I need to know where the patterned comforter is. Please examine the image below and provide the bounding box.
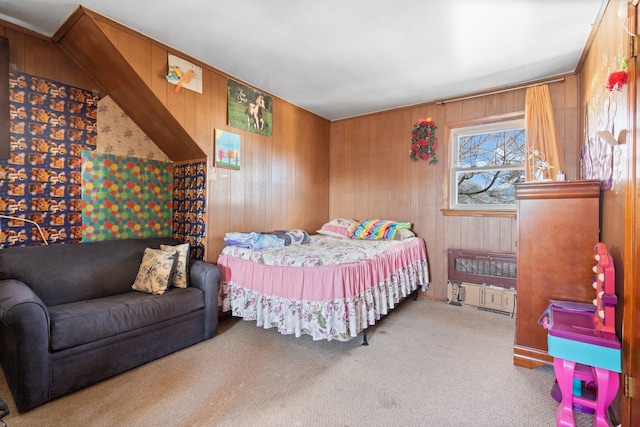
[222,233,410,266]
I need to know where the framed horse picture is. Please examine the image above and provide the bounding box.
[227,79,272,137]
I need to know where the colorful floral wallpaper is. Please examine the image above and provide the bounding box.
[97,96,169,161]
[2,72,207,256]
[0,72,99,246]
[81,151,173,241]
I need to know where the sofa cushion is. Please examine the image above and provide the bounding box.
[48,288,204,351]
[132,248,177,295]
[161,243,190,288]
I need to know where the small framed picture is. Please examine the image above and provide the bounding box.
[214,129,241,170]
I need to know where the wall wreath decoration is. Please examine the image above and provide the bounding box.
[409,117,438,164]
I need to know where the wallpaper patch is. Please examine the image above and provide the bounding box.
[97,95,169,161]
[581,47,626,190]
[82,151,173,241]
[173,162,206,260]
[0,72,99,247]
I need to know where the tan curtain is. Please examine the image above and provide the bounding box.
[524,85,566,181]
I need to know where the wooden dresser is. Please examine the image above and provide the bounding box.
[513,180,601,368]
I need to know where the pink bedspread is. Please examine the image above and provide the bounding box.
[218,235,429,341]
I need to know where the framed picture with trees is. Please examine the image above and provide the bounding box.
[214,129,241,170]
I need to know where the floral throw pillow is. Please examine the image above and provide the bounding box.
[317,218,359,238]
[132,248,177,295]
[161,243,189,288]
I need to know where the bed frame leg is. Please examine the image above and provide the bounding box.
[361,329,369,346]
[412,288,419,301]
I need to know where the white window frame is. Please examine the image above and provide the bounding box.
[448,115,525,213]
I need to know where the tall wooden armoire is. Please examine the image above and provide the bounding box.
[513,180,601,368]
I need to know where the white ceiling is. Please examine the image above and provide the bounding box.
[0,0,607,120]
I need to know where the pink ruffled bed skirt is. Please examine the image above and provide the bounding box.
[218,237,429,341]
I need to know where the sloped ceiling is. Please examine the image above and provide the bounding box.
[52,8,205,162]
[0,0,608,120]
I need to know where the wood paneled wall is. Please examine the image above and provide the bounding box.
[2,17,331,263]
[0,24,98,92]
[330,76,580,299]
[91,15,331,261]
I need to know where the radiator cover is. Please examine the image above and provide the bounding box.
[447,249,516,289]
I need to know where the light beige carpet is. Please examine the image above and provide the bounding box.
[0,298,596,426]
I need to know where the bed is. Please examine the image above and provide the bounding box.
[217,219,429,342]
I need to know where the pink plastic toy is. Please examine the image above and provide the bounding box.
[592,242,616,334]
[540,243,621,427]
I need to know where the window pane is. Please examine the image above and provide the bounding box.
[456,170,524,205]
[457,129,525,168]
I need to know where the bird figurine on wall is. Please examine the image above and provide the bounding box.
[165,66,196,93]
[174,68,196,93]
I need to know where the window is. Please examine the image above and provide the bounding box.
[449,117,525,212]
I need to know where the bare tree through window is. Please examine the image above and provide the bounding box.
[451,121,525,209]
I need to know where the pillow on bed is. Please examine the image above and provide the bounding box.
[132,248,177,295]
[317,218,359,238]
[394,228,416,240]
[161,243,189,288]
[348,219,412,240]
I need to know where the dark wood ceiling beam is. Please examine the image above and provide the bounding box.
[52,6,204,162]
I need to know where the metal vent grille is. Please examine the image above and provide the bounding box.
[448,249,516,289]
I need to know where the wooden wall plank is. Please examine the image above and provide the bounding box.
[193,71,211,155]
[150,44,168,104]
[400,109,414,223]
[96,19,119,45]
[24,36,60,80]
[183,88,197,137]
[329,120,345,216]
[6,29,25,70]
[126,32,153,84]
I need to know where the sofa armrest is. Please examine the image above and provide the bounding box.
[188,260,221,339]
[0,279,52,412]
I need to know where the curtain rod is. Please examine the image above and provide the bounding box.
[435,77,566,105]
